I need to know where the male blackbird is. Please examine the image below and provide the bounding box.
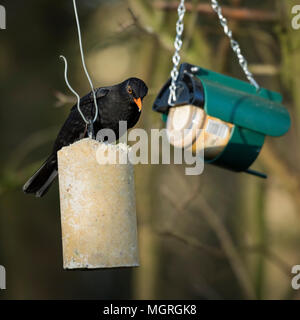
[23,77,148,197]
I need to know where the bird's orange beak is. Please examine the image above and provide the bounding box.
[134,97,142,112]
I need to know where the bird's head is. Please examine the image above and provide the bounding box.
[124,77,148,112]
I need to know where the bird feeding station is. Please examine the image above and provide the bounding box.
[58,139,139,269]
[57,0,139,269]
[152,0,291,178]
[153,63,291,177]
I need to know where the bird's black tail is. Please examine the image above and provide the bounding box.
[23,153,58,197]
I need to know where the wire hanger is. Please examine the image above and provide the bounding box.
[60,0,99,139]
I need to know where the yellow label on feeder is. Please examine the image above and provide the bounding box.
[166,105,233,160]
[192,116,233,160]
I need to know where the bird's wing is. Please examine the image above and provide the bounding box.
[71,87,110,112]
[53,88,110,152]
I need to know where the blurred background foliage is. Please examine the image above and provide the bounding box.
[0,0,299,299]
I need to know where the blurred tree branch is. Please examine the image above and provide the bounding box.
[157,228,291,278]
[161,181,256,299]
[153,1,278,22]
[260,142,300,214]
[0,127,58,196]
[54,91,76,108]
[118,7,173,53]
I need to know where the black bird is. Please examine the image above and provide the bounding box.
[23,77,148,197]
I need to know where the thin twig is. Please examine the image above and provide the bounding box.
[156,229,227,258]
[54,91,77,108]
[119,7,174,53]
[242,244,291,276]
[157,227,291,277]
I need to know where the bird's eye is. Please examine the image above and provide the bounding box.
[127,86,133,94]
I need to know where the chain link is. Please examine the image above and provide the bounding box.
[168,0,186,106]
[211,0,260,91]
[168,0,260,106]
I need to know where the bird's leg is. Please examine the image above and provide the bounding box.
[82,123,88,138]
[81,121,94,139]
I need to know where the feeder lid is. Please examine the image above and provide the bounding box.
[153,63,291,137]
[153,68,205,113]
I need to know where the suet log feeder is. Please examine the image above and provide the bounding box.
[153,63,291,178]
[57,138,139,269]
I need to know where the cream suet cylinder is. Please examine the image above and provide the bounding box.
[57,138,139,269]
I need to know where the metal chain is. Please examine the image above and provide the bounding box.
[211,0,260,91]
[168,0,186,106]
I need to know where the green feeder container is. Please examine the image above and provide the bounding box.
[152,63,291,178]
